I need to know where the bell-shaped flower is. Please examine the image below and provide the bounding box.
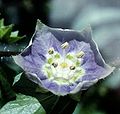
[13,20,115,96]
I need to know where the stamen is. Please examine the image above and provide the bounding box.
[76,51,85,58]
[43,47,85,85]
[66,54,74,60]
[70,65,76,70]
[48,58,53,64]
[61,42,69,49]
[48,48,54,54]
[54,53,60,59]
[52,62,58,68]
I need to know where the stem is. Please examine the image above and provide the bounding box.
[0,51,21,57]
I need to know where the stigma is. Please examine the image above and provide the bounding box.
[60,62,68,68]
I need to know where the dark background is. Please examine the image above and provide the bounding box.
[0,0,120,114]
[0,0,49,37]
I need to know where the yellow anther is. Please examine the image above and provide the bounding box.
[48,47,54,54]
[76,51,85,58]
[61,42,69,49]
[60,62,68,68]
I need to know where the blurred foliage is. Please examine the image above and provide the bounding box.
[73,103,105,114]
[0,18,25,43]
[0,94,46,114]
[0,18,26,57]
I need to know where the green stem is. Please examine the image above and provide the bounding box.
[0,51,20,57]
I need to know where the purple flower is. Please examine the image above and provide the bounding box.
[13,20,114,96]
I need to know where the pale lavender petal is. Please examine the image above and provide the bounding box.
[48,26,92,43]
[26,72,43,87]
[48,82,59,94]
[32,21,62,54]
[41,80,59,94]
[69,83,77,91]
[48,26,105,67]
[59,84,70,96]
[70,82,84,94]
[13,20,114,96]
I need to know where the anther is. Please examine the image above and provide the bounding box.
[52,62,58,68]
[48,48,54,54]
[61,42,69,49]
[76,51,85,58]
[70,65,76,70]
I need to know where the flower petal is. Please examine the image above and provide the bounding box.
[70,82,84,94]
[59,84,70,96]
[33,20,62,54]
[48,25,106,67]
[13,20,115,96]
[48,25,92,42]
[42,80,59,94]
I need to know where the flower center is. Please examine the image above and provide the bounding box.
[60,62,68,68]
[42,42,85,85]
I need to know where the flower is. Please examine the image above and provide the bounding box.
[13,20,115,96]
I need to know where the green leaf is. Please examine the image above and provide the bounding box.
[0,24,13,39]
[73,103,105,114]
[9,31,25,43]
[13,74,60,113]
[0,94,46,114]
[8,35,26,43]
[0,19,4,27]
[12,72,23,85]
[0,19,13,40]
[72,103,81,114]
[69,92,81,101]
[0,18,25,43]
[10,31,19,37]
